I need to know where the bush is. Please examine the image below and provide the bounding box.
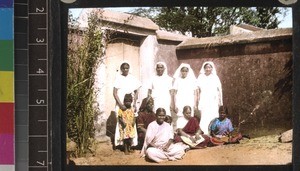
[67,12,104,156]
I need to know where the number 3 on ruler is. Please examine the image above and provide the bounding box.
[36,38,45,43]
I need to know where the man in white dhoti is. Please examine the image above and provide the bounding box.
[140,108,185,163]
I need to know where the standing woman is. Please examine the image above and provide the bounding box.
[197,61,223,134]
[148,62,173,116]
[172,63,198,130]
[113,61,142,148]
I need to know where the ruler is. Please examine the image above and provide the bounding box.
[15,0,51,170]
[28,0,51,170]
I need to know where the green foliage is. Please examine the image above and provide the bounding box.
[131,7,288,37]
[67,12,104,156]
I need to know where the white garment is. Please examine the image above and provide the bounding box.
[173,77,197,116]
[113,73,142,146]
[197,70,223,134]
[141,121,185,163]
[113,74,141,103]
[150,75,173,116]
[176,116,189,129]
[173,63,197,116]
[145,143,186,163]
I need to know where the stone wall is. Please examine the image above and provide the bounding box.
[177,43,292,137]
[155,40,182,76]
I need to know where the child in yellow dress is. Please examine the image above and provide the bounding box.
[118,93,136,155]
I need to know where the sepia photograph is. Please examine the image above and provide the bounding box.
[65,5,293,167]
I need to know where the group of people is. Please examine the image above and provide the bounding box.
[112,61,244,162]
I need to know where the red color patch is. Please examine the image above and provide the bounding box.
[0,103,14,134]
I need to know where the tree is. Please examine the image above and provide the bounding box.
[131,7,287,37]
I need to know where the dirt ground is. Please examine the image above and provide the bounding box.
[70,134,292,166]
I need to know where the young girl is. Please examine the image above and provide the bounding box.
[118,94,137,155]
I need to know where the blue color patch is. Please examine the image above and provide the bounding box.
[0,8,13,40]
[0,0,13,8]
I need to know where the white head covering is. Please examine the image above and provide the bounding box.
[173,63,196,80]
[199,61,217,75]
[155,61,168,77]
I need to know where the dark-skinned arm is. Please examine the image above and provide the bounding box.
[113,87,126,111]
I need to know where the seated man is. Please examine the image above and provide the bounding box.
[140,108,185,163]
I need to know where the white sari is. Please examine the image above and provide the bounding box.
[173,63,197,130]
[150,62,173,116]
[141,121,185,163]
[197,61,223,134]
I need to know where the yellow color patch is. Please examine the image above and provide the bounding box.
[0,71,14,102]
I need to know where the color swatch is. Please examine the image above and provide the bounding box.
[0,0,15,170]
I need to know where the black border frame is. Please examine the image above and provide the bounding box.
[50,1,300,171]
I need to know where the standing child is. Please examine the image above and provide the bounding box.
[118,94,137,155]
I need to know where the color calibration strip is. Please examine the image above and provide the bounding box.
[0,0,15,171]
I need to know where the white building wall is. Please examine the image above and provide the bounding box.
[139,35,158,105]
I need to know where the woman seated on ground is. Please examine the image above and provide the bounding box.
[136,97,156,150]
[174,105,210,149]
[209,106,248,145]
[140,108,186,163]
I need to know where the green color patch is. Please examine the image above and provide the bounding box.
[0,40,14,71]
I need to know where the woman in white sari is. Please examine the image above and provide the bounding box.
[148,62,173,116]
[113,61,142,147]
[140,108,185,163]
[172,63,198,130]
[197,61,223,134]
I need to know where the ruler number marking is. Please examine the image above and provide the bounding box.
[36,68,45,74]
[36,38,45,43]
[36,7,45,13]
[36,160,45,166]
[36,99,45,105]
[29,0,50,169]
